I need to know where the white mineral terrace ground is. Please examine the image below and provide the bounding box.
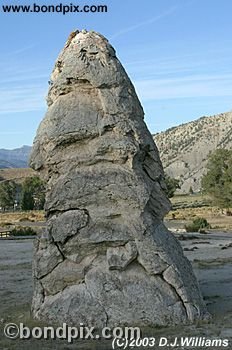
[0,229,232,349]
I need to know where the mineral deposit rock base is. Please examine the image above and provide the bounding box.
[30,30,209,327]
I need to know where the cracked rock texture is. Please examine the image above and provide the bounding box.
[30,30,209,327]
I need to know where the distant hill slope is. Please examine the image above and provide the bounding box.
[154,111,232,193]
[0,168,35,184]
[0,145,32,169]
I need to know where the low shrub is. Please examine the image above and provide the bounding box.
[1,222,12,227]
[19,217,30,222]
[185,217,211,233]
[10,227,37,237]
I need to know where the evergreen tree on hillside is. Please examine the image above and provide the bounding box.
[189,186,194,195]
[21,189,35,211]
[164,174,180,198]
[0,180,17,210]
[21,176,45,210]
[201,149,232,209]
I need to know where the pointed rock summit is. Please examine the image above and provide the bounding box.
[30,30,209,327]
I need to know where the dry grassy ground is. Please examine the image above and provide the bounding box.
[0,211,45,226]
[0,194,231,231]
[166,194,232,231]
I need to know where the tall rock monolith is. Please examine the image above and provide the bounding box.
[30,30,209,327]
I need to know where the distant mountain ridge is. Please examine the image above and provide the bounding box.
[0,145,32,169]
[154,111,232,193]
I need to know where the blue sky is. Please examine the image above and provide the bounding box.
[1,0,232,149]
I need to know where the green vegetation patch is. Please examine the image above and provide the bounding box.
[185,217,211,233]
[10,226,37,237]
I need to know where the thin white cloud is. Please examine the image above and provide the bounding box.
[127,57,231,73]
[0,131,25,135]
[0,104,46,115]
[135,74,232,101]
[0,44,36,61]
[110,6,178,40]
[0,74,48,84]
[124,49,232,80]
[0,45,49,113]
[138,73,232,85]
[0,85,47,115]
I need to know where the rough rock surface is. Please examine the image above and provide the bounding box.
[30,30,209,327]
